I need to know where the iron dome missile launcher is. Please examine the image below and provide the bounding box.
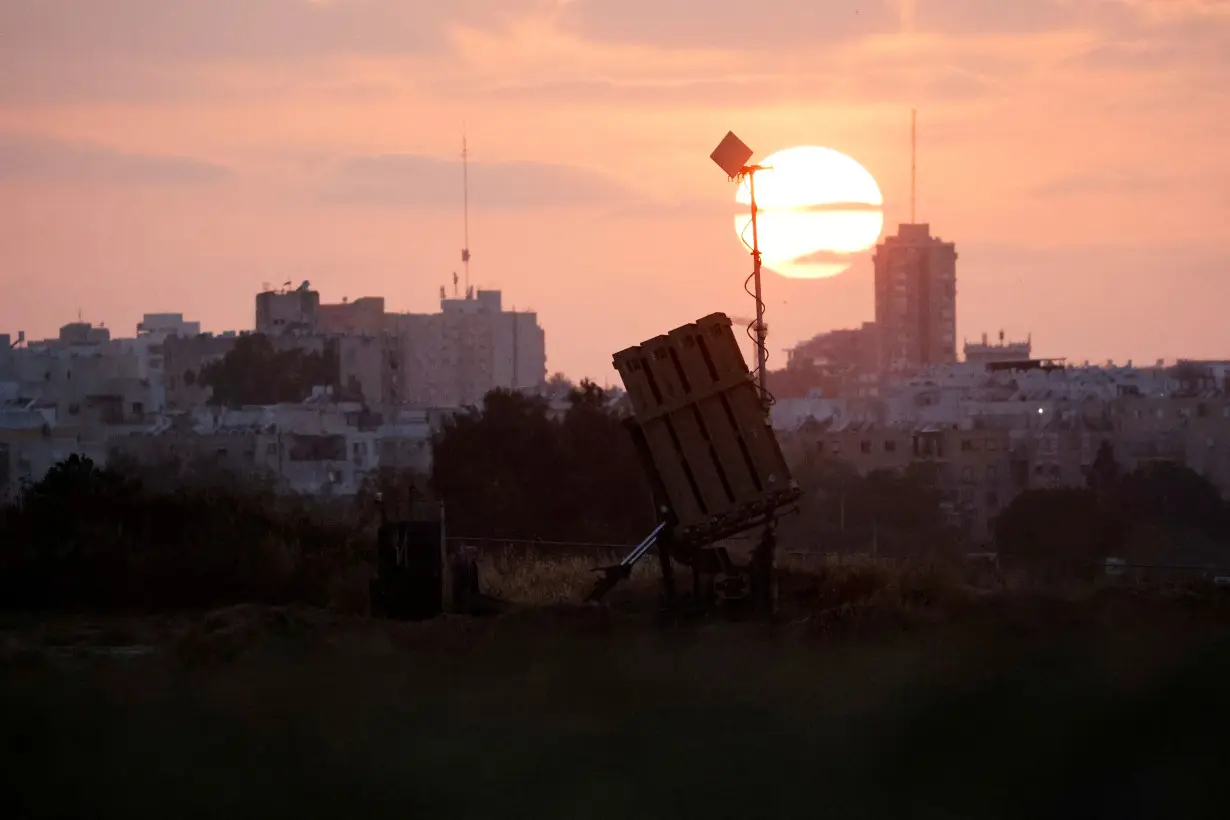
[587,312,801,613]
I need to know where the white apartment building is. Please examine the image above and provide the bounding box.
[111,391,444,496]
[388,288,546,408]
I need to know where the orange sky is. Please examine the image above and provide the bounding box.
[2,0,1229,378]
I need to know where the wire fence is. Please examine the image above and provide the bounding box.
[444,535,989,565]
[446,537,1230,584]
[445,536,637,553]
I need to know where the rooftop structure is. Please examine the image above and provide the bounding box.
[256,281,320,336]
[964,331,1031,366]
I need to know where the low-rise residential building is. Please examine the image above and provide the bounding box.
[109,392,442,496]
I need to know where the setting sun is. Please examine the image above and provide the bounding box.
[734,146,884,279]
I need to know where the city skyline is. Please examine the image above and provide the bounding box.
[3,1,1229,379]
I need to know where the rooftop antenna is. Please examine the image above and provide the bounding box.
[910,109,917,224]
[461,129,471,298]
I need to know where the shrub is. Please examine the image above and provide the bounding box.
[0,456,366,614]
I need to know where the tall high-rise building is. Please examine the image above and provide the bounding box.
[873,223,958,373]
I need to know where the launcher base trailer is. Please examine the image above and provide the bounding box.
[584,514,781,616]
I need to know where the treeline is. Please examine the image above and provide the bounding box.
[776,456,959,559]
[7,385,1230,613]
[430,382,655,544]
[0,455,368,613]
[995,443,1230,580]
[0,381,655,612]
[786,440,1230,578]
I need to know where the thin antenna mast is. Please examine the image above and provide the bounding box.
[910,109,917,224]
[461,131,471,297]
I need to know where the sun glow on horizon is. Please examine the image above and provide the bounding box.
[734,145,884,279]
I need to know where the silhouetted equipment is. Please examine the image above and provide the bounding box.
[585,521,667,603]
[710,130,772,409]
[587,313,801,615]
[615,313,797,540]
[369,489,495,620]
[372,512,446,620]
[710,131,754,179]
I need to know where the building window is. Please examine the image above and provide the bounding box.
[831,442,842,455]
[986,465,997,481]
[961,466,974,482]
[986,439,998,451]
[986,491,1000,510]
[860,440,872,454]
[266,443,278,456]
[884,440,897,453]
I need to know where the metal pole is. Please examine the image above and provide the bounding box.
[746,167,776,617]
[749,171,769,410]
[462,134,471,294]
[911,109,917,224]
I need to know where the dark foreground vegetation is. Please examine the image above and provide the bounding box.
[4,588,1230,819]
[5,385,1230,816]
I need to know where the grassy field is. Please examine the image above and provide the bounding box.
[4,556,1230,819]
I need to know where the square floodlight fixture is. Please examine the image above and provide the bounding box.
[710,131,754,179]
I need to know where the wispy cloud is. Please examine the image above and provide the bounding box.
[0,0,528,61]
[0,134,231,186]
[1026,170,1175,197]
[318,154,644,209]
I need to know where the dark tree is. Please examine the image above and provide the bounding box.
[199,334,339,407]
[1117,460,1226,538]
[781,454,956,557]
[1086,441,1122,493]
[0,455,361,613]
[430,385,653,544]
[559,380,655,533]
[995,488,1113,581]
